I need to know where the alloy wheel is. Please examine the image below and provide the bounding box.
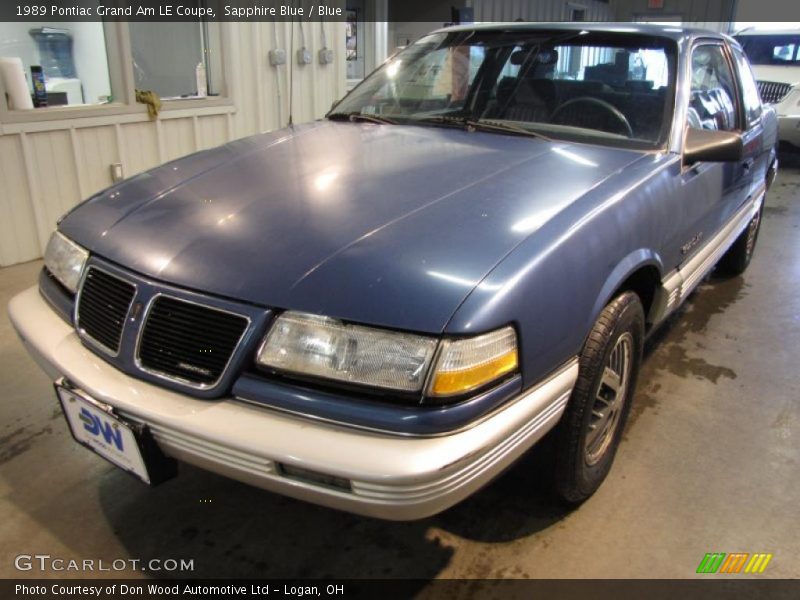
[585,332,633,466]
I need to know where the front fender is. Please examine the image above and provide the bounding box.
[589,249,664,331]
[445,153,678,390]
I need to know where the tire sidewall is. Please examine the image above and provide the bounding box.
[719,202,764,276]
[744,205,763,267]
[557,292,645,502]
[579,299,644,491]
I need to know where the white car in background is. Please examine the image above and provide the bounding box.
[736,29,800,148]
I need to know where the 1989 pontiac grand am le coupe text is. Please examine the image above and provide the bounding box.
[9,24,777,520]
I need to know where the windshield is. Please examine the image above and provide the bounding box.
[737,34,800,66]
[331,29,678,149]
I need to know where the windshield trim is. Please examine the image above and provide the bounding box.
[329,29,679,153]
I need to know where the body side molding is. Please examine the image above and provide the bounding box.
[651,184,765,325]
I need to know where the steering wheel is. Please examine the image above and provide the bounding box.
[551,97,634,138]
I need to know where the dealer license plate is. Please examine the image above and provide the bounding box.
[56,384,152,484]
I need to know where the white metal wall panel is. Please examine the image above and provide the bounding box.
[121,122,160,177]
[27,130,82,244]
[0,21,348,266]
[162,118,196,162]
[0,135,39,265]
[198,114,229,151]
[75,126,119,198]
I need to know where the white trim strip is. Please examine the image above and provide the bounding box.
[661,185,765,316]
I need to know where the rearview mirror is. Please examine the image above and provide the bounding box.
[683,128,743,165]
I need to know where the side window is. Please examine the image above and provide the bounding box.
[732,46,763,127]
[688,44,738,132]
[773,42,797,63]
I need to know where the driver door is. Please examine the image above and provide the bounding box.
[676,41,749,264]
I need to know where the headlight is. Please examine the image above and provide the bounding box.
[44,231,89,294]
[790,86,800,109]
[257,312,438,392]
[428,326,518,398]
[257,311,519,397]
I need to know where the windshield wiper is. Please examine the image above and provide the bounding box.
[415,114,469,126]
[327,112,397,125]
[412,114,477,132]
[466,119,552,141]
[415,114,551,141]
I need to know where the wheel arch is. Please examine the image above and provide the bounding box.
[590,250,664,334]
[767,144,778,190]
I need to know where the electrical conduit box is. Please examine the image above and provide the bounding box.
[319,48,334,65]
[269,49,286,66]
[297,47,312,65]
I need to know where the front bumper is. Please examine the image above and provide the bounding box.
[9,285,577,520]
[777,113,800,147]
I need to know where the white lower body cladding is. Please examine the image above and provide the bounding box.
[9,286,577,520]
[777,113,800,148]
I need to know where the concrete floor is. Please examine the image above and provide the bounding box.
[1,159,798,583]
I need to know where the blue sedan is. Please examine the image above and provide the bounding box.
[9,24,777,519]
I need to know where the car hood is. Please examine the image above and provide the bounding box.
[748,64,800,86]
[60,121,644,333]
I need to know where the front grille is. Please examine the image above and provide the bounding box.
[76,267,136,354]
[757,80,793,105]
[138,296,249,387]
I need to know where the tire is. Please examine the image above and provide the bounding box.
[555,291,644,505]
[717,204,762,276]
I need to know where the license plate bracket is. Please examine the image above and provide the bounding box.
[55,381,176,485]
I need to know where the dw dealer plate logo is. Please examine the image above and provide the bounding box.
[696,552,773,574]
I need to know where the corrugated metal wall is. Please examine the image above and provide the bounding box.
[616,0,735,27]
[0,21,347,267]
[471,0,614,22]
[471,0,730,26]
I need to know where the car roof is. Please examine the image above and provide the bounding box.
[432,22,731,44]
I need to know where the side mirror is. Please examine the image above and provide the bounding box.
[683,128,744,165]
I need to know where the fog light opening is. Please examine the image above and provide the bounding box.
[278,463,352,492]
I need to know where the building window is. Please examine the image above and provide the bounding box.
[0,21,112,108]
[346,5,364,80]
[129,21,222,99]
[570,8,586,21]
[0,15,226,116]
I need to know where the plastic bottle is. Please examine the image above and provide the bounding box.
[195,62,207,98]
